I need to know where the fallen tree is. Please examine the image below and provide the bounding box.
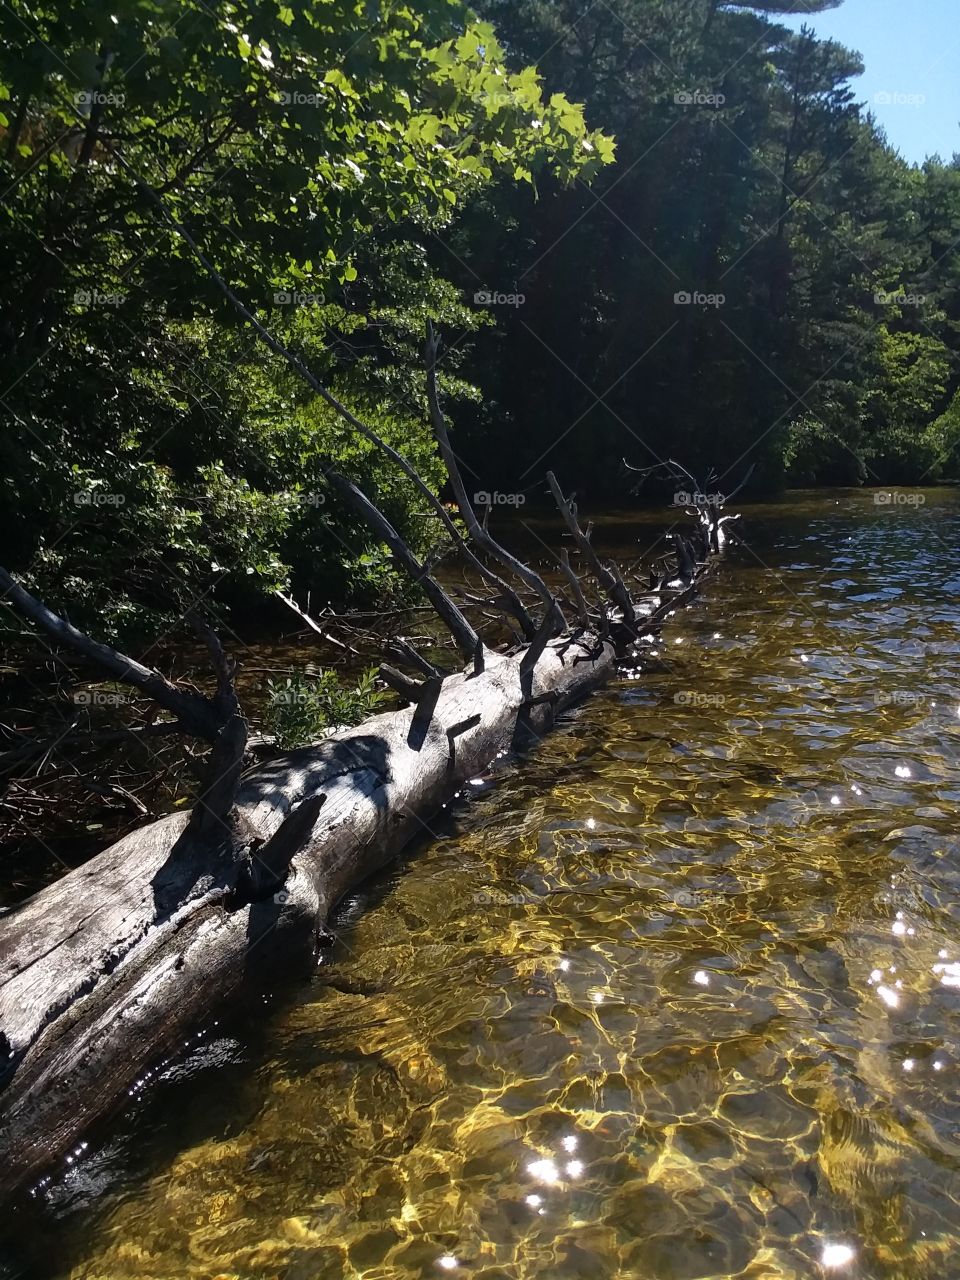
[0,204,737,1200]
[0,521,721,1203]
[0,630,615,1195]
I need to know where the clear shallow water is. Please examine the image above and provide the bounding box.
[5,489,960,1280]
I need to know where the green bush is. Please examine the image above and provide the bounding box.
[264,668,388,749]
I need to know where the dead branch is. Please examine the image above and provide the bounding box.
[0,722,183,778]
[273,591,356,655]
[0,581,248,854]
[328,471,480,661]
[0,567,222,741]
[425,323,555,636]
[545,472,637,628]
[559,549,592,631]
[670,533,697,586]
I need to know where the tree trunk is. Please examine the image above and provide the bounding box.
[0,633,620,1200]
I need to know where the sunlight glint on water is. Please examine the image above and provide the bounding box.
[11,489,960,1280]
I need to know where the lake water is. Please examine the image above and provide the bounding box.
[4,488,960,1280]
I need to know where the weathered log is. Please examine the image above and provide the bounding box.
[0,633,619,1200]
[0,499,725,1201]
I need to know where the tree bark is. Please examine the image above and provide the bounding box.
[0,633,620,1200]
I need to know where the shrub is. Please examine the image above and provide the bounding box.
[264,667,388,749]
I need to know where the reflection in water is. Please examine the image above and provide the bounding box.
[7,489,960,1280]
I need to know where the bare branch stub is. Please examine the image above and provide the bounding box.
[425,321,554,638]
[559,549,592,632]
[669,533,696,586]
[387,638,447,681]
[328,471,480,661]
[379,665,424,703]
[519,600,566,683]
[184,710,248,847]
[176,611,248,847]
[546,472,637,630]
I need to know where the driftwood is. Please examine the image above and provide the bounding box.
[0,212,735,1202]
[0,502,722,1200]
[0,635,621,1199]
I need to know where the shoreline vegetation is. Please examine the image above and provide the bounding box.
[1,0,958,1218]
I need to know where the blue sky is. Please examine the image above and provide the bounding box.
[779,0,960,164]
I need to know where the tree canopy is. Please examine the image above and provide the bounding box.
[455,0,960,493]
[0,0,611,636]
[1,0,958,644]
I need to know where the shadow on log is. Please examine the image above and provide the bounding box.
[0,633,619,1198]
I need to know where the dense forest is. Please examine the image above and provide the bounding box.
[2,0,958,645]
